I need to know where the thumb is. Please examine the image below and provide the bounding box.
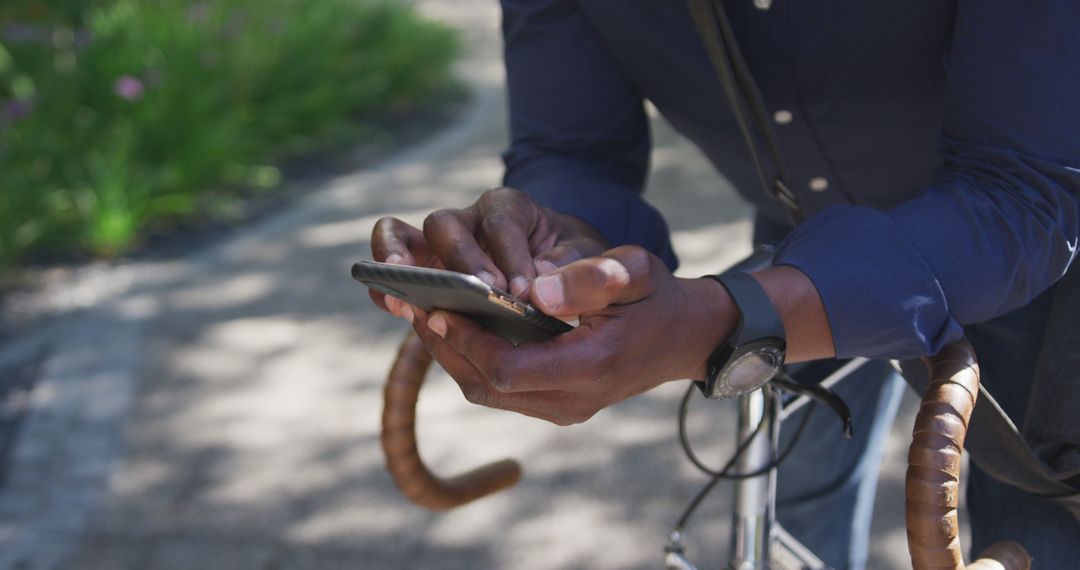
[529,245,660,317]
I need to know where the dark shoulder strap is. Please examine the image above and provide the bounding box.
[685,0,802,222]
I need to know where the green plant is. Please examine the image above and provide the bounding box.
[0,0,460,266]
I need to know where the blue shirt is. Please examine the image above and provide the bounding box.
[499,0,1080,359]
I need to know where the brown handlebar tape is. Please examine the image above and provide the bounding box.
[381,332,522,511]
[906,341,1032,570]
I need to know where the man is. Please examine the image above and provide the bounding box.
[370,1,1080,567]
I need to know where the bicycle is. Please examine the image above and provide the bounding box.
[378,250,1032,570]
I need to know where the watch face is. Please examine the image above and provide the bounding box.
[718,340,785,394]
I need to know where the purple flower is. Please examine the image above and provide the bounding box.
[113,76,145,102]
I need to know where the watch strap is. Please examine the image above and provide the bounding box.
[703,272,786,344]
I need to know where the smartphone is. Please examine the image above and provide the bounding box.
[351,260,573,344]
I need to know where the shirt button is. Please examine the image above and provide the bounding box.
[773,109,794,125]
[809,177,830,192]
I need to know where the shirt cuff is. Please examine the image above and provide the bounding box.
[504,154,678,270]
[773,204,965,359]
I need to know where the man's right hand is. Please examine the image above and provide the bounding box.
[370,187,607,316]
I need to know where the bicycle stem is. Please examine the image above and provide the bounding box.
[727,387,778,570]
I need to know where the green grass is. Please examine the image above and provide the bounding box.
[0,0,460,266]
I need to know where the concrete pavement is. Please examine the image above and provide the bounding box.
[0,1,926,568]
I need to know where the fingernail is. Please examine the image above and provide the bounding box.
[509,276,528,297]
[533,275,563,309]
[535,260,558,275]
[400,305,414,324]
[428,314,447,338]
[385,253,403,265]
[476,271,496,286]
[386,296,401,315]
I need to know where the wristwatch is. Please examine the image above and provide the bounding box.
[699,272,787,400]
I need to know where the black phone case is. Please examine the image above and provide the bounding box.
[351,261,573,344]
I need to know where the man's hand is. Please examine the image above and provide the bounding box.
[369,187,607,316]
[403,246,737,425]
[367,186,833,424]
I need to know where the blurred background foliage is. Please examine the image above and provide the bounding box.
[0,0,460,267]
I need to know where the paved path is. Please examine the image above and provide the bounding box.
[0,2,926,568]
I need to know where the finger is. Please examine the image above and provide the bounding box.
[371,216,434,267]
[423,209,504,289]
[372,292,412,321]
[369,286,409,318]
[369,289,391,313]
[533,242,594,276]
[428,311,618,422]
[534,258,559,276]
[370,217,432,316]
[410,307,498,406]
[392,300,420,322]
[428,309,603,395]
[530,245,660,317]
[475,188,539,297]
[411,310,577,423]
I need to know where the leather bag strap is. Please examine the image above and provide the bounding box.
[685,0,802,222]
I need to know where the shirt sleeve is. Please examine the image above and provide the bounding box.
[774,0,1080,359]
[500,0,677,269]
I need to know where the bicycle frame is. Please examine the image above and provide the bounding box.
[665,357,869,570]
